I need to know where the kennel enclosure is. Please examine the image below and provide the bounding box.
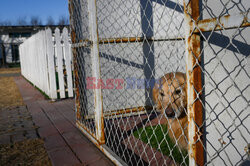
[69,0,250,165]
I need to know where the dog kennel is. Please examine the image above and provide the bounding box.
[69,0,250,165]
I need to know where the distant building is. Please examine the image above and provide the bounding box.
[0,25,68,66]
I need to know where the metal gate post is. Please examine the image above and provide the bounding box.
[68,0,81,121]
[183,0,204,166]
[88,0,105,144]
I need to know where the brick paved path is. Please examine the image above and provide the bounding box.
[13,76,114,166]
[1,75,177,165]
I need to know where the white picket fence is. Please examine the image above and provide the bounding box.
[19,27,73,100]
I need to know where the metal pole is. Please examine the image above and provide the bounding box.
[88,0,105,144]
[183,0,204,165]
[68,0,81,121]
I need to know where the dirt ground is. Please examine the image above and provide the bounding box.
[0,139,52,166]
[0,77,24,109]
[0,68,21,74]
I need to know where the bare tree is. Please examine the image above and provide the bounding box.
[17,16,28,26]
[30,16,42,26]
[57,15,69,25]
[46,16,55,26]
[0,20,13,26]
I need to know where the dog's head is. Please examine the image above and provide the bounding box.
[152,72,187,118]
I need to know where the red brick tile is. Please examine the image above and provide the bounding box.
[38,125,59,138]
[66,116,76,124]
[32,115,51,127]
[60,111,75,122]
[27,103,42,114]
[71,144,102,165]
[54,121,76,134]
[46,111,65,122]
[89,158,115,166]
[123,135,174,165]
[148,157,158,166]
[44,134,67,151]
[29,108,43,117]
[48,146,81,166]
[62,131,89,146]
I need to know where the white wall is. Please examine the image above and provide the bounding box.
[96,0,186,112]
[0,33,28,63]
[202,1,250,165]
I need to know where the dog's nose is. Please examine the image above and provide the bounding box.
[165,108,175,118]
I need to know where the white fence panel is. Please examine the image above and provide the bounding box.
[41,30,50,96]
[55,28,66,98]
[46,28,57,99]
[19,27,74,100]
[62,28,74,97]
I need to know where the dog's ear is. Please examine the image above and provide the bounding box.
[152,84,158,104]
[183,81,187,104]
[152,80,162,110]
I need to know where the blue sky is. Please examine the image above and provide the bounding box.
[0,0,69,25]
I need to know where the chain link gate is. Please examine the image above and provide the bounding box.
[69,0,250,165]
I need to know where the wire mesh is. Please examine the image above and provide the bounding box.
[69,0,96,136]
[184,0,250,165]
[69,0,250,165]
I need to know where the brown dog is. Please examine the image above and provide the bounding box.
[152,72,188,149]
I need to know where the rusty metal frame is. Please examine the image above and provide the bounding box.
[71,37,185,47]
[68,0,81,122]
[84,106,153,119]
[68,0,126,164]
[183,1,250,166]
[183,0,204,166]
[88,0,105,145]
[195,12,250,33]
[69,0,105,144]
[99,37,185,44]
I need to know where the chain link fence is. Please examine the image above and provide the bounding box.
[69,0,250,165]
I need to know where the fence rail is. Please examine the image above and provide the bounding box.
[19,27,73,100]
